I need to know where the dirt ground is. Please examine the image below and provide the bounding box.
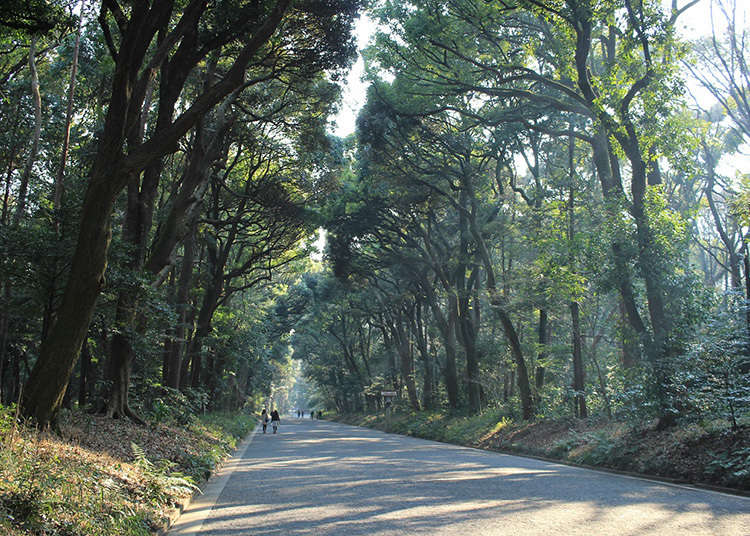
[480,416,750,491]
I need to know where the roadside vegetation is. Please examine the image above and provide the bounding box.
[1,0,750,529]
[0,404,255,536]
[335,410,750,492]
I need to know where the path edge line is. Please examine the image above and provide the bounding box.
[157,423,260,535]
[330,419,750,499]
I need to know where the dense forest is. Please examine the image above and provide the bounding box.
[0,0,748,437]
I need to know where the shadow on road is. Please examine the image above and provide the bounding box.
[189,420,749,536]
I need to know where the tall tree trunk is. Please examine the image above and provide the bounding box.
[393,312,419,411]
[13,37,42,225]
[570,301,587,418]
[456,196,481,413]
[104,70,156,422]
[54,4,83,220]
[190,274,222,389]
[106,293,144,422]
[78,339,91,407]
[23,174,121,425]
[166,221,197,388]
[421,275,458,408]
[568,127,587,418]
[535,309,548,404]
[21,0,292,426]
[573,8,671,378]
[456,275,481,413]
[462,169,534,419]
[413,301,435,410]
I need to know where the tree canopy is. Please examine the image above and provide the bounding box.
[0,0,747,434]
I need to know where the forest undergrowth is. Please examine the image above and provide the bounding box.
[334,410,750,493]
[0,405,255,536]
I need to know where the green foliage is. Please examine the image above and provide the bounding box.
[0,0,74,35]
[132,382,208,426]
[0,406,255,536]
[0,424,154,535]
[196,412,255,444]
[567,431,637,468]
[705,447,750,488]
[130,442,199,506]
[673,293,750,428]
[178,412,255,480]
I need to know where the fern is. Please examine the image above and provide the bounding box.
[131,442,200,504]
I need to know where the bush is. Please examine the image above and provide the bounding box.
[133,382,209,425]
[705,446,750,488]
[674,294,750,429]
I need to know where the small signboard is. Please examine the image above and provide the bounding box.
[381,391,397,397]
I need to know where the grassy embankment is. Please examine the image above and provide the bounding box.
[0,406,256,535]
[334,409,750,492]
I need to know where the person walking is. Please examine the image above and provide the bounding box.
[260,409,269,433]
[270,409,280,434]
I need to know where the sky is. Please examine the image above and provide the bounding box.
[331,14,374,138]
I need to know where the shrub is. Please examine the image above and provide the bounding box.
[705,447,750,488]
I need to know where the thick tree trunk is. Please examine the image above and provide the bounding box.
[22,172,121,425]
[457,284,481,413]
[456,200,481,413]
[21,0,293,427]
[106,289,144,423]
[189,275,222,389]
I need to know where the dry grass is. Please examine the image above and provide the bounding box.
[0,406,254,535]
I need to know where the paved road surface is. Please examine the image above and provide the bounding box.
[169,418,749,535]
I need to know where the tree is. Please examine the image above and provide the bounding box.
[22,0,361,426]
